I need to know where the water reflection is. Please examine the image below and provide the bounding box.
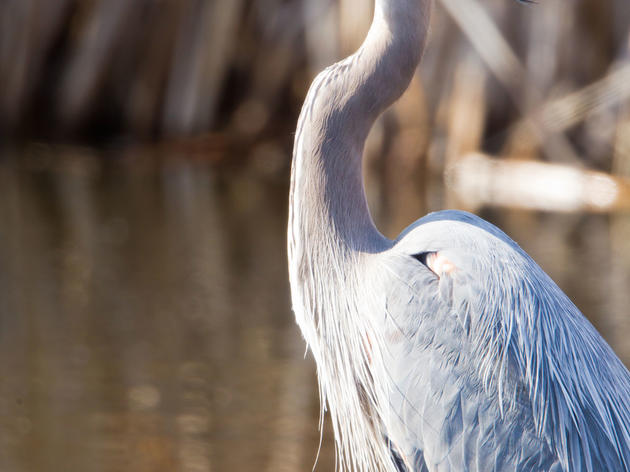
[0,150,333,472]
[0,147,629,471]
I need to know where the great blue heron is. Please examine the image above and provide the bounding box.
[287,0,630,471]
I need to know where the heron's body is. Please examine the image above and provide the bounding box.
[287,1,630,471]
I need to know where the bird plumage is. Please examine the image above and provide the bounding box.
[381,210,630,470]
[287,0,630,470]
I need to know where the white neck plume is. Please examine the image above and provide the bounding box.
[288,1,432,470]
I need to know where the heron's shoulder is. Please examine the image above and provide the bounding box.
[394,210,517,248]
[388,210,528,278]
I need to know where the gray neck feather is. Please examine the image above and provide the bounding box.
[290,0,431,256]
[288,1,432,470]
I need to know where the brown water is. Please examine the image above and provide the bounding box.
[0,146,629,472]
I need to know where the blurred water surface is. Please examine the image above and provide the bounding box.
[0,146,629,472]
[0,147,335,472]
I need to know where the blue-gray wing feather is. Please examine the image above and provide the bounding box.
[377,210,630,471]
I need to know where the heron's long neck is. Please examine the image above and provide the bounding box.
[289,0,431,260]
[288,4,432,469]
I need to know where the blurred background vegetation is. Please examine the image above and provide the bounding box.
[1,0,630,471]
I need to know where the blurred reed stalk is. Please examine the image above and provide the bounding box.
[1,0,629,213]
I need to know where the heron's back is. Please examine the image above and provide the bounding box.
[376,210,630,471]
